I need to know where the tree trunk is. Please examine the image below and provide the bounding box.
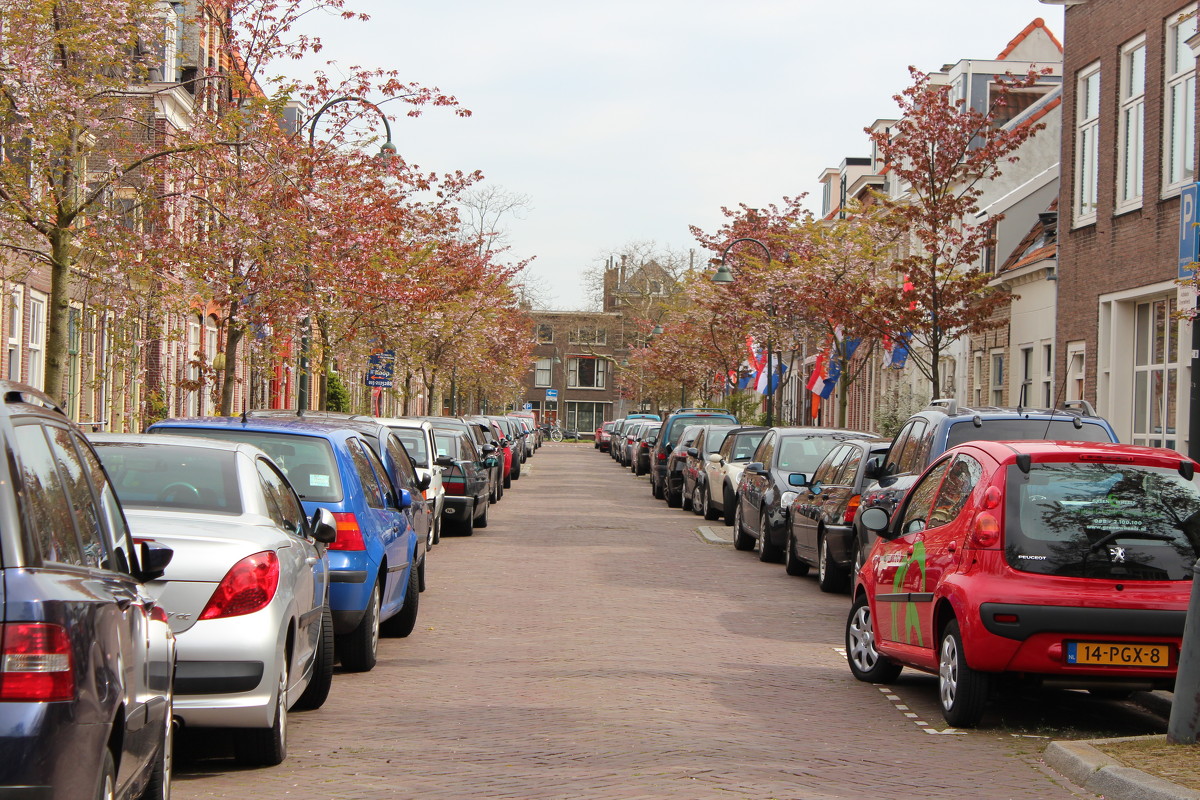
[317,312,331,411]
[219,305,244,417]
[45,230,73,405]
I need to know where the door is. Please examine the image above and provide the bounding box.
[795,445,851,559]
[742,432,776,531]
[346,438,406,614]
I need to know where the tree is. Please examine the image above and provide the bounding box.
[867,66,1046,397]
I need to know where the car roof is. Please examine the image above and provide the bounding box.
[150,415,359,442]
[90,431,262,456]
[950,439,1198,467]
[773,427,881,439]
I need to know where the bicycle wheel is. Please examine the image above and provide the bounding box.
[550,428,564,442]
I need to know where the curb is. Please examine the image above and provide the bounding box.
[695,525,733,546]
[1044,736,1200,800]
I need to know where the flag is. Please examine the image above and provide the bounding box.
[808,351,840,399]
[755,355,786,395]
[882,333,910,369]
[806,352,826,394]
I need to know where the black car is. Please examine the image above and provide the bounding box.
[849,399,1120,574]
[633,423,662,476]
[651,409,739,506]
[733,427,873,562]
[786,437,888,591]
[682,424,738,516]
[700,426,769,525]
[420,417,503,504]
[432,428,494,534]
[0,382,175,799]
[662,424,705,509]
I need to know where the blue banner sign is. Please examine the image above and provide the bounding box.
[366,350,395,388]
[1179,182,1199,278]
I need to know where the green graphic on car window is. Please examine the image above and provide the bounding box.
[891,541,927,646]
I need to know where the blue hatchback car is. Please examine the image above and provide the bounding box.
[149,416,419,673]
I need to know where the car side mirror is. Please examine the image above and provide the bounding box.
[787,472,810,487]
[417,473,431,492]
[482,444,497,455]
[136,541,173,582]
[686,447,699,458]
[707,452,723,464]
[858,506,894,537]
[310,507,337,544]
[435,455,455,468]
[745,461,766,475]
[864,456,884,480]
[483,456,498,468]
[398,488,413,510]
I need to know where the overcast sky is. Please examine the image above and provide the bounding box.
[288,1,1064,310]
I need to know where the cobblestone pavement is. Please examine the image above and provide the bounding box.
[174,443,1100,800]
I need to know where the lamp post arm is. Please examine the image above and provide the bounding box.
[306,95,395,151]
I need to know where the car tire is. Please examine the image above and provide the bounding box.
[846,594,902,683]
[938,619,990,728]
[817,534,848,593]
[652,477,664,500]
[96,748,116,800]
[681,483,693,511]
[503,473,512,489]
[381,564,420,638]
[476,497,489,528]
[235,659,288,766]
[784,530,810,576]
[336,581,380,673]
[852,534,866,579]
[459,504,475,536]
[691,484,705,516]
[732,501,755,551]
[757,512,784,563]
[432,515,441,545]
[135,694,172,800]
[722,486,736,527]
[294,605,334,711]
[512,462,521,480]
[702,486,721,521]
[666,483,682,508]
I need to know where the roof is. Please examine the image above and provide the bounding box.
[998,198,1058,274]
[149,416,360,440]
[953,439,1196,467]
[996,17,1063,60]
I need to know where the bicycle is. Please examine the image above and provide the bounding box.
[548,425,564,442]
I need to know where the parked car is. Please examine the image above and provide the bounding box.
[663,424,706,509]
[490,415,527,472]
[625,420,653,473]
[651,408,739,506]
[848,439,1199,728]
[702,426,769,525]
[733,427,874,561]
[633,423,662,477]
[0,383,175,799]
[380,417,446,545]
[682,424,738,514]
[91,433,337,766]
[420,417,502,503]
[850,399,1120,575]
[432,427,494,533]
[506,412,540,451]
[597,420,616,452]
[148,416,422,673]
[787,437,889,590]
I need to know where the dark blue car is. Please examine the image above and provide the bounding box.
[0,382,175,799]
[149,416,419,673]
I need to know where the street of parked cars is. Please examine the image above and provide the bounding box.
[0,378,542,799]
[602,400,1200,729]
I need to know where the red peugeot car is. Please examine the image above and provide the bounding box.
[847,439,1199,727]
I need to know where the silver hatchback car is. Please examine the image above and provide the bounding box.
[90,434,336,767]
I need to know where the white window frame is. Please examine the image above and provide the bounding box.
[567,356,607,390]
[26,291,46,391]
[1042,343,1054,408]
[533,357,552,388]
[1074,62,1101,226]
[1116,35,1146,213]
[1164,5,1198,196]
[186,317,201,416]
[6,284,22,383]
[1066,342,1086,403]
[989,349,1005,406]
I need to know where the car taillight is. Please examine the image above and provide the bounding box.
[199,551,280,620]
[843,494,861,525]
[0,623,74,702]
[969,512,1001,549]
[657,453,667,462]
[328,512,367,551]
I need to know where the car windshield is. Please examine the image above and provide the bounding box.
[946,418,1114,448]
[729,431,767,461]
[1005,462,1200,580]
[702,426,736,455]
[157,428,343,503]
[388,427,429,467]
[666,415,735,446]
[776,436,841,474]
[93,442,243,515]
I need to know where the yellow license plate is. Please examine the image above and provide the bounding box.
[1066,642,1172,668]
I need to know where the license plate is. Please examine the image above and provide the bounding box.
[1065,641,1172,668]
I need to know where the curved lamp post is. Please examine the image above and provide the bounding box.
[296,96,396,413]
[713,237,776,427]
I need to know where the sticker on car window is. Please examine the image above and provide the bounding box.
[309,474,331,487]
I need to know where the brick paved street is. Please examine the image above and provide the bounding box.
[175,443,1100,800]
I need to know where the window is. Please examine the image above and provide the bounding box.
[534,357,552,387]
[565,401,609,436]
[1132,297,1179,449]
[257,459,305,536]
[1165,7,1198,193]
[1042,343,1054,407]
[1020,346,1034,406]
[13,424,84,566]
[536,324,554,344]
[1066,342,1086,403]
[1117,37,1146,210]
[973,351,983,407]
[1075,63,1101,224]
[6,285,21,382]
[899,458,952,535]
[894,419,929,476]
[569,327,607,346]
[567,356,607,389]
[927,455,983,529]
[347,438,384,509]
[27,291,46,390]
[67,306,81,419]
[990,351,1005,406]
[46,426,107,569]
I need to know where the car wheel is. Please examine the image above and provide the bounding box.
[476,497,490,528]
[652,476,663,500]
[938,619,990,728]
[294,605,334,711]
[135,694,172,800]
[846,594,902,683]
[512,462,521,480]
[732,501,755,551]
[702,486,721,521]
[336,581,380,673]
[722,485,736,527]
[817,535,849,593]
[95,749,116,800]
[381,563,420,638]
[756,511,783,563]
[852,535,866,579]
[458,504,475,536]
[681,483,693,511]
[666,483,682,508]
[503,473,512,489]
[784,529,810,576]
[235,658,287,766]
[431,514,441,545]
[691,484,705,516]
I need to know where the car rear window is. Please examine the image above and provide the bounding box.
[945,418,1114,449]
[665,415,736,446]
[1005,462,1200,581]
[728,431,767,461]
[388,427,429,467]
[157,428,343,503]
[93,442,243,515]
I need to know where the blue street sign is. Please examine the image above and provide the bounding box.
[522,402,533,410]
[365,350,395,388]
[1179,182,1199,278]
[545,389,558,399]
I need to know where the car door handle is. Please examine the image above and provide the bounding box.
[947,543,956,553]
[306,557,319,565]
[906,547,915,556]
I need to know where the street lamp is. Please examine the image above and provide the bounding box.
[714,237,776,427]
[296,96,396,413]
